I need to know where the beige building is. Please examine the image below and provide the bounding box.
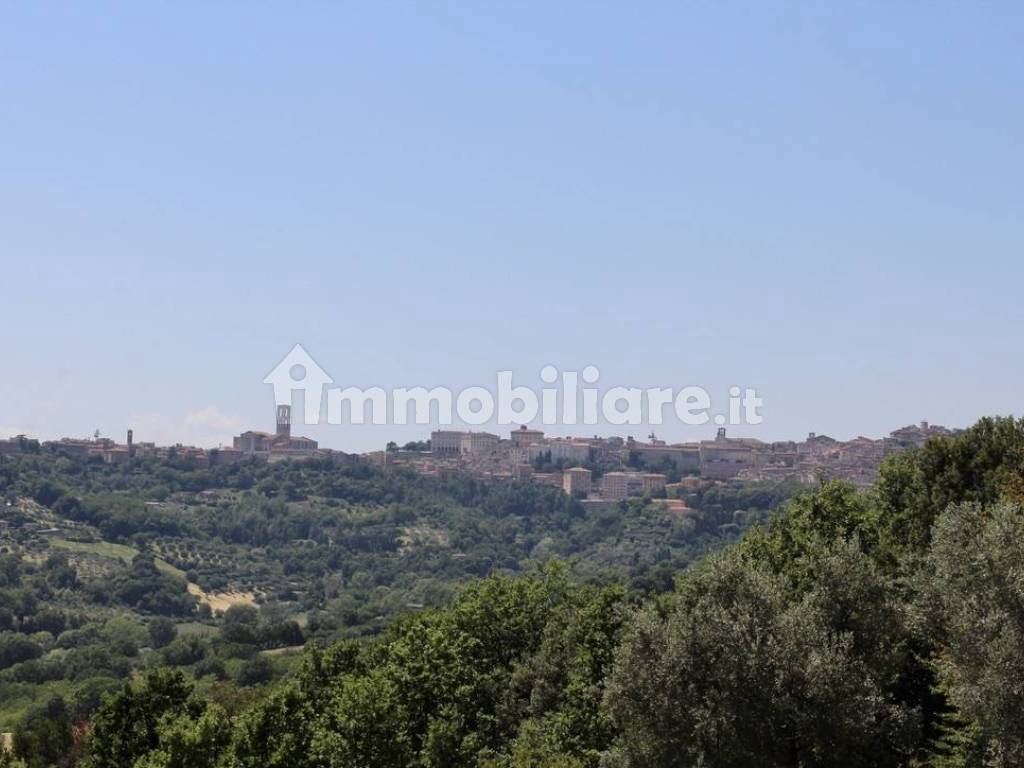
[699,429,755,479]
[642,473,667,494]
[102,447,131,464]
[627,440,701,472]
[528,439,591,464]
[563,467,592,496]
[460,431,500,455]
[601,471,631,500]
[234,431,275,453]
[210,448,246,465]
[651,498,693,515]
[234,406,318,458]
[272,436,319,454]
[510,426,545,446]
[430,430,465,456]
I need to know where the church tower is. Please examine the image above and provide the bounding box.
[276,404,291,440]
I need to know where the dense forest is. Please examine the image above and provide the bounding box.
[3,416,1024,766]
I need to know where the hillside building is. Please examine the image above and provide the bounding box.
[563,467,592,496]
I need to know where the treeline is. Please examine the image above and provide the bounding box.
[3,416,1022,766]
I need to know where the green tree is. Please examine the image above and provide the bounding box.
[12,696,75,768]
[148,618,177,649]
[0,750,28,768]
[605,543,918,767]
[875,417,1024,557]
[229,645,362,768]
[312,671,413,768]
[132,704,231,768]
[83,669,198,768]
[917,502,1024,765]
[236,655,274,687]
[0,632,43,670]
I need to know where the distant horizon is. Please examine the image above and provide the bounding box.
[1,412,971,454]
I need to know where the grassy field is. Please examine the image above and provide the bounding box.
[261,645,306,657]
[174,621,219,638]
[50,538,186,580]
[49,538,137,563]
[50,536,257,616]
[153,557,187,580]
[186,583,257,613]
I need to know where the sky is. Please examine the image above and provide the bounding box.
[1,2,1022,452]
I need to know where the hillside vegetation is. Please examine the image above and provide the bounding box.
[4,416,1024,766]
[0,442,792,762]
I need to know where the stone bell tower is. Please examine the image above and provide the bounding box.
[276,404,291,440]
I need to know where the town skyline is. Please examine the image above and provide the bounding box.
[0,404,971,455]
[2,404,955,478]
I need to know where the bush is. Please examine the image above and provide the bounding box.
[194,656,228,681]
[236,655,273,687]
[161,635,207,667]
[0,632,43,671]
[148,618,176,649]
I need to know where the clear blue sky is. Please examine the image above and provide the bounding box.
[2,3,1022,451]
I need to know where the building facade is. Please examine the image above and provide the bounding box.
[563,467,592,496]
[460,432,500,455]
[430,430,464,456]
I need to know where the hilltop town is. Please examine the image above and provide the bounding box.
[0,405,323,468]
[371,421,955,509]
[1,411,955,512]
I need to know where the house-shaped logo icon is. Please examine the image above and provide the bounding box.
[263,344,334,425]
